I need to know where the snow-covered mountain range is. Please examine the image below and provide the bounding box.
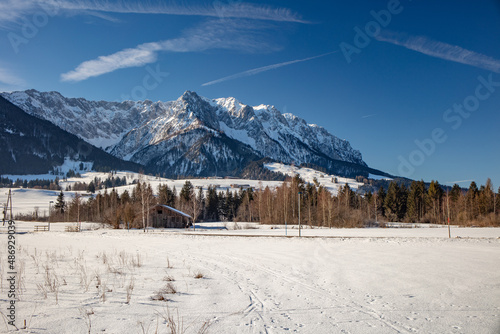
[2,89,381,177]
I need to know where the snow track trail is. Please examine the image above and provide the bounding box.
[2,229,499,334]
[182,248,415,333]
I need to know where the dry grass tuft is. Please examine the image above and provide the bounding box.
[193,271,205,279]
[151,282,177,302]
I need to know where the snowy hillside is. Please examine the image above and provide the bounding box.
[4,163,362,215]
[264,162,363,195]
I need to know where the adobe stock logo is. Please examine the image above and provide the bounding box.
[7,1,61,54]
[398,74,500,177]
[120,64,169,101]
[340,0,407,64]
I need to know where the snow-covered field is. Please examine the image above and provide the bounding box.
[1,224,499,333]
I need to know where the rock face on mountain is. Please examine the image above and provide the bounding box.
[2,89,375,177]
[0,96,141,175]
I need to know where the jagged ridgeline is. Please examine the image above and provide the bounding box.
[1,90,389,178]
[0,96,142,174]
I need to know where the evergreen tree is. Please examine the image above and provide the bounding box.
[196,186,205,220]
[180,181,194,204]
[406,181,424,222]
[384,182,399,221]
[376,186,386,218]
[158,184,176,207]
[54,191,65,214]
[397,184,408,220]
[87,181,96,194]
[450,184,462,203]
[121,190,131,204]
[206,186,219,221]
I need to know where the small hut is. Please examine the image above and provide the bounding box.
[149,205,192,228]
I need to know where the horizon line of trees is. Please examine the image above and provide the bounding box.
[19,175,499,228]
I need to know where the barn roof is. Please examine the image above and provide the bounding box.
[151,204,192,219]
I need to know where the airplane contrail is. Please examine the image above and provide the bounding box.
[202,51,337,86]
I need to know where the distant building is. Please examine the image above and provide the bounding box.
[149,205,192,228]
[230,184,252,189]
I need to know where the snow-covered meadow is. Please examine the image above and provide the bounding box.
[1,223,499,333]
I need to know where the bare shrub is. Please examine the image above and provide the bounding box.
[78,262,91,292]
[98,252,108,265]
[157,307,185,334]
[30,254,40,274]
[163,282,177,294]
[16,260,26,297]
[36,283,47,299]
[468,213,500,227]
[126,278,135,304]
[151,293,168,302]
[151,282,177,301]
[163,274,175,282]
[95,271,102,288]
[108,265,124,275]
[193,271,205,279]
[131,253,142,268]
[100,282,108,303]
[156,307,211,334]
[43,265,60,303]
[0,253,3,293]
[80,308,94,334]
[118,251,127,267]
[197,321,211,334]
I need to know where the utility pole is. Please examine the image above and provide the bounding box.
[284,182,287,236]
[77,194,80,232]
[298,191,301,237]
[447,190,451,239]
[142,184,145,232]
[49,200,53,231]
[3,189,13,225]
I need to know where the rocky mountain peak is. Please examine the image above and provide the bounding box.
[1,89,370,177]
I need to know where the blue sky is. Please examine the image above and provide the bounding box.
[0,0,499,188]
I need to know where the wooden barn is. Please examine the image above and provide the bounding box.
[149,205,192,228]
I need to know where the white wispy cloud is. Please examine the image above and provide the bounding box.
[3,1,307,81]
[0,0,35,28]
[0,0,307,27]
[61,20,281,82]
[0,67,27,88]
[376,30,500,73]
[201,52,337,86]
[61,43,160,82]
[55,0,308,23]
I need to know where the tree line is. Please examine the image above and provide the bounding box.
[39,176,499,228]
